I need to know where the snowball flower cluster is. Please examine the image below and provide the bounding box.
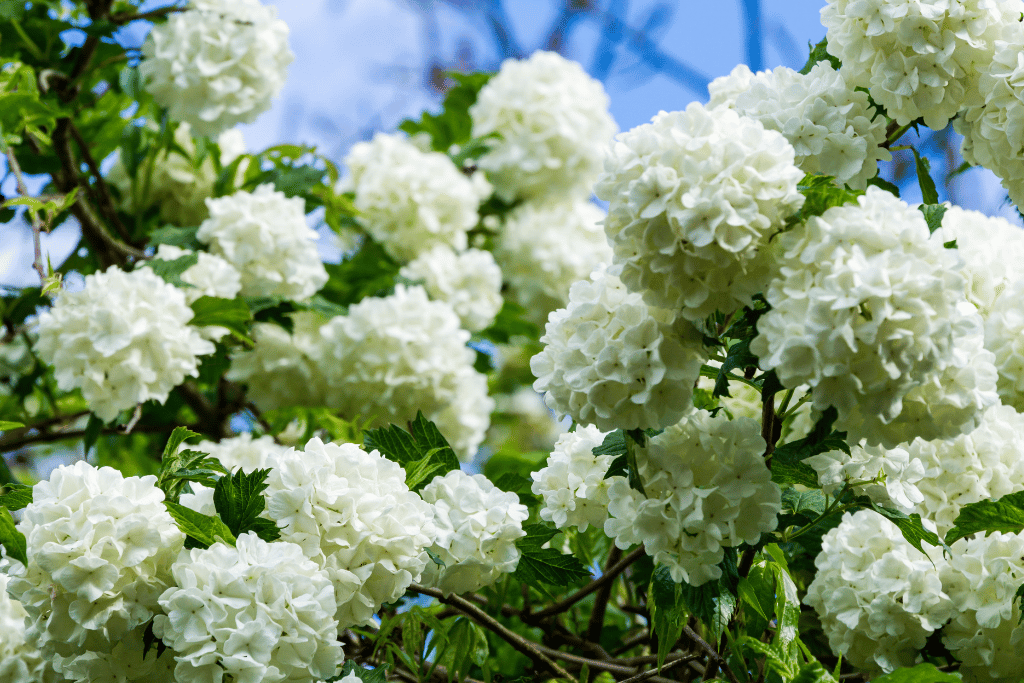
[595,102,804,320]
[470,50,617,202]
[6,462,184,671]
[531,425,613,532]
[0,562,54,683]
[344,133,491,262]
[154,533,344,683]
[195,432,290,472]
[151,244,242,304]
[495,198,613,324]
[804,510,951,674]
[604,410,781,586]
[708,62,890,189]
[54,624,176,683]
[752,188,987,447]
[821,0,1014,129]
[985,277,1024,411]
[420,470,528,595]
[399,246,503,332]
[197,183,327,300]
[35,266,214,421]
[805,442,925,512]
[139,0,293,136]
[263,439,436,628]
[531,266,705,432]
[320,286,492,460]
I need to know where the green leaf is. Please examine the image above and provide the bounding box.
[918,203,947,235]
[781,488,826,519]
[364,412,460,489]
[145,253,200,289]
[943,239,957,249]
[869,663,962,682]
[0,420,23,430]
[83,414,104,457]
[945,491,1024,544]
[784,174,863,230]
[118,66,141,99]
[677,552,739,644]
[189,296,252,340]
[513,523,590,589]
[320,239,401,307]
[714,339,759,398]
[334,662,388,683]
[736,637,797,679]
[771,408,848,487]
[871,504,946,555]
[165,501,237,549]
[649,565,687,668]
[799,36,841,75]
[911,148,940,205]
[149,225,201,250]
[438,617,490,682]
[403,448,459,493]
[399,72,493,151]
[0,483,31,510]
[737,561,775,622]
[1015,583,1024,626]
[792,661,837,683]
[0,506,26,565]
[213,468,280,542]
[476,300,539,344]
[866,174,901,197]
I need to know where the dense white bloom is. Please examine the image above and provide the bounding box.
[531,266,706,432]
[53,624,176,683]
[804,510,951,674]
[708,63,890,189]
[0,562,54,683]
[195,432,290,472]
[197,184,328,300]
[821,0,1014,129]
[400,246,503,332]
[984,278,1024,411]
[151,244,242,304]
[320,286,492,461]
[344,133,491,262]
[595,103,804,320]
[420,470,528,595]
[470,50,616,201]
[495,198,613,324]
[262,439,436,628]
[6,462,184,669]
[752,188,988,447]
[806,442,925,512]
[604,410,780,586]
[35,267,214,421]
[531,425,613,532]
[139,0,293,136]
[154,533,344,683]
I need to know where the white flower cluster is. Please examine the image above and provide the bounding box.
[595,103,804,320]
[752,188,995,447]
[263,439,436,628]
[197,183,328,300]
[154,533,344,683]
[151,244,242,304]
[6,462,184,674]
[804,510,951,674]
[400,246,503,332]
[140,0,293,137]
[531,425,613,532]
[986,277,1024,411]
[708,63,890,189]
[470,50,617,202]
[420,470,528,595]
[35,267,214,422]
[0,562,54,683]
[604,410,780,586]
[806,442,925,512]
[821,0,1014,129]
[344,133,491,262]
[495,198,613,325]
[196,432,290,473]
[531,267,705,432]
[55,624,176,683]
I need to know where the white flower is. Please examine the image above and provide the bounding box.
[984,278,1024,412]
[35,266,215,421]
[595,103,804,320]
[197,183,327,300]
[344,133,491,262]
[821,0,1015,129]
[604,410,780,586]
[151,244,242,304]
[531,266,705,432]
[139,0,293,137]
[400,246,503,332]
[531,425,613,532]
[495,198,612,325]
[0,563,55,683]
[262,439,436,629]
[6,462,184,670]
[195,432,290,473]
[806,442,925,512]
[320,286,492,461]
[420,470,528,595]
[708,63,890,189]
[804,510,951,675]
[470,50,617,202]
[52,623,176,683]
[154,533,344,683]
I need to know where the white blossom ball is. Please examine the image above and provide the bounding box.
[195,432,290,473]
[320,286,492,461]
[6,462,184,668]
[0,563,55,683]
[531,425,613,532]
[983,278,1024,412]
[53,623,176,683]
[139,0,293,137]
[35,266,215,422]
[806,442,926,513]
[604,410,780,586]
[262,438,436,628]
[821,0,1015,129]
[804,510,952,674]
[154,533,344,683]
[197,183,328,300]
[531,266,706,432]
[400,246,503,332]
[420,470,528,595]
[708,62,890,189]
[751,187,984,447]
[495,198,613,325]
[595,103,804,320]
[151,244,242,304]
[470,50,617,202]
[344,133,491,262]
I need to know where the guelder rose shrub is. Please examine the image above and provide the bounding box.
[4,0,1024,680]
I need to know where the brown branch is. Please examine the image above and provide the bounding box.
[3,145,48,284]
[110,5,186,24]
[531,546,646,620]
[682,625,739,683]
[68,122,134,244]
[0,422,175,453]
[586,545,621,642]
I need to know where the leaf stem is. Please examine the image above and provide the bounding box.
[530,546,646,620]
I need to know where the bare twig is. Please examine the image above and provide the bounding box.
[110,5,185,25]
[619,655,702,683]
[531,546,646,620]
[586,545,621,642]
[4,146,48,284]
[682,625,740,683]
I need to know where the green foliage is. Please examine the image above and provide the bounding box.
[714,339,759,398]
[320,239,402,307]
[868,504,947,556]
[189,296,253,342]
[869,663,962,682]
[0,61,61,145]
[144,253,200,289]
[436,617,490,682]
[918,203,947,234]
[781,488,826,519]
[910,148,940,205]
[799,37,841,75]
[648,565,688,667]
[334,662,388,683]
[0,505,27,565]
[513,523,591,589]
[399,72,494,152]
[165,501,237,549]
[213,468,281,542]
[945,491,1024,544]
[770,407,848,488]
[363,412,460,492]
[781,175,863,233]
[0,482,31,510]
[156,426,228,502]
[476,300,540,344]
[150,225,202,250]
